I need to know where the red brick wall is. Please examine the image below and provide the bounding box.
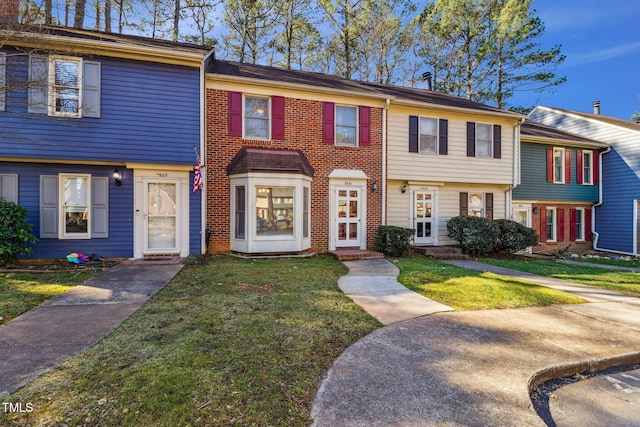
[531,203,594,254]
[205,89,383,253]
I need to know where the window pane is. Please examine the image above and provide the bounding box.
[303,187,309,238]
[64,177,88,205]
[148,216,176,248]
[245,97,269,139]
[54,60,80,114]
[55,61,79,86]
[468,193,484,217]
[236,186,245,239]
[336,106,357,146]
[583,153,592,184]
[255,187,294,236]
[554,149,563,182]
[419,117,437,153]
[476,124,492,158]
[576,209,584,240]
[64,206,88,234]
[546,209,555,241]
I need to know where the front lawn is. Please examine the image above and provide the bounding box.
[395,257,584,311]
[0,270,100,324]
[1,255,380,427]
[478,257,640,297]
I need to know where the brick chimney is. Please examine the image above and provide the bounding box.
[0,0,19,24]
[593,100,601,115]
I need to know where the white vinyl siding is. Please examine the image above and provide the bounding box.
[387,109,515,184]
[386,180,508,246]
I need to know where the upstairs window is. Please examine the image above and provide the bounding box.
[466,122,501,158]
[419,117,438,153]
[577,150,593,185]
[50,57,82,117]
[553,148,564,183]
[335,105,357,146]
[244,95,270,139]
[547,147,571,184]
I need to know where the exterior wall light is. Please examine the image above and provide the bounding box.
[113,169,122,186]
[401,184,408,193]
[372,181,378,193]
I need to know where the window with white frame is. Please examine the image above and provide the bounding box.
[575,208,585,241]
[235,186,246,239]
[335,105,357,146]
[49,56,82,117]
[60,174,90,238]
[582,151,593,184]
[256,186,294,237]
[419,117,438,154]
[244,95,270,139]
[553,148,564,183]
[468,192,485,217]
[546,208,556,242]
[476,123,493,158]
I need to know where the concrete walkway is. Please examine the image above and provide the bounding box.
[0,263,182,398]
[338,258,453,325]
[312,258,640,426]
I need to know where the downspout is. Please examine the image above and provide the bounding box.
[507,118,524,219]
[382,98,390,225]
[592,146,618,253]
[200,48,216,255]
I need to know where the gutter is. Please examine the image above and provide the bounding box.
[507,117,525,219]
[200,49,216,255]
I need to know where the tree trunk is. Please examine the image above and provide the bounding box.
[173,0,181,42]
[74,0,87,28]
[44,0,52,24]
[105,0,112,32]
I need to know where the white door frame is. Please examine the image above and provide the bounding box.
[328,170,368,250]
[412,189,437,245]
[133,167,190,258]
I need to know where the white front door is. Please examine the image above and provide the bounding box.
[336,187,361,247]
[413,191,435,245]
[143,178,181,254]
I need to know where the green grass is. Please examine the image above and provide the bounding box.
[564,256,640,269]
[478,257,640,297]
[395,256,584,311]
[1,255,380,427]
[0,270,100,324]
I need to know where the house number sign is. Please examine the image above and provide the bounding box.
[156,172,168,178]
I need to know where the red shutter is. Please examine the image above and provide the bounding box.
[564,150,571,183]
[576,150,583,184]
[228,91,242,137]
[359,106,371,146]
[539,207,547,242]
[323,102,335,144]
[546,147,554,182]
[569,208,577,241]
[271,96,285,140]
[557,208,565,241]
[593,153,600,184]
[586,208,593,241]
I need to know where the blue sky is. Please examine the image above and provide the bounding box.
[511,0,640,120]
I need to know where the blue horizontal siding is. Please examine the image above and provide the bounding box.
[595,149,638,253]
[513,143,599,202]
[1,161,134,259]
[189,178,203,255]
[0,51,200,165]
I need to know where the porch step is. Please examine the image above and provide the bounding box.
[415,246,468,260]
[328,249,385,261]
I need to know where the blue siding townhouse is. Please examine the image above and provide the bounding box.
[0,26,211,259]
[513,120,608,253]
[530,104,640,255]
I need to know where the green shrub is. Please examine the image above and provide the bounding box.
[375,225,415,257]
[446,215,500,256]
[494,219,539,254]
[0,198,37,263]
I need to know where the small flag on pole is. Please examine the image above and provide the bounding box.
[193,149,203,193]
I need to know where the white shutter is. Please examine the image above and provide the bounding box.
[28,55,48,115]
[91,176,109,238]
[40,175,58,238]
[82,61,101,118]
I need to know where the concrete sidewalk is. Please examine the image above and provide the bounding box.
[312,258,640,426]
[338,258,453,325]
[0,263,182,398]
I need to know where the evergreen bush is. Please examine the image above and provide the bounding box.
[0,198,37,263]
[375,225,415,257]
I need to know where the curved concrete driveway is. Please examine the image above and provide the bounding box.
[312,260,640,426]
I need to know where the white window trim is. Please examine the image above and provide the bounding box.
[243,94,271,140]
[48,56,83,118]
[546,207,557,242]
[335,104,358,147]
[419,116,439,154]
[475,122,493,158]
[582,150,593,185]
[553,147,565,184]
[59,173,91,239]
[575,207,585,241]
